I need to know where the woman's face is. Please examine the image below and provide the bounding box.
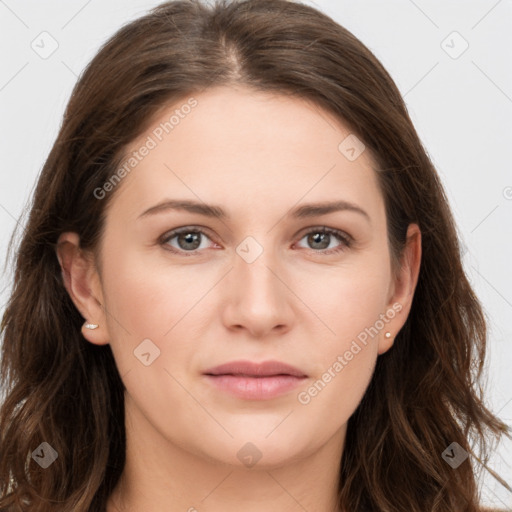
[60,85,420,468]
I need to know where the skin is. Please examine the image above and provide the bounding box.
[56,85,421,512]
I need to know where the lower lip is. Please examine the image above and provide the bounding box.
[204,374,306,400]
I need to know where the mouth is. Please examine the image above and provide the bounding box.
[202,360,308,400]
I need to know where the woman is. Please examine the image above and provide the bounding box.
[0,0,509,510]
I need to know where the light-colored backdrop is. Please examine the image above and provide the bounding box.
[0,0,510,507]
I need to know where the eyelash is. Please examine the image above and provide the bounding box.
[160,226,352,257]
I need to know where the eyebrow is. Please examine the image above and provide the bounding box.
[137,198,371,223]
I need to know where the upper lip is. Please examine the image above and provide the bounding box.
[203,360,308,378]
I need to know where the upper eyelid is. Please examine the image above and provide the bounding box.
[160,225,215,242]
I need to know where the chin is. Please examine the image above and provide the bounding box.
[195,430,317,470]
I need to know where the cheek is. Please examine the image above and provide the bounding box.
[294,257,390,403]
[101,239,215,326]
[98,243,207,376]
[294,267,387,428]
[294,258,391,344]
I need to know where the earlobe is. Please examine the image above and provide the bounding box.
[56,232,110,346]
[378,331,395,355]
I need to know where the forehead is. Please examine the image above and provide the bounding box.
[107,85,383,221]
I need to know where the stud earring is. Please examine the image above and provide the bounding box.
[85,323,99,330]
[385,331,391,338]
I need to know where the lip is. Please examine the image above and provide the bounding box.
[203,360,308,400]
[203,360,307,378]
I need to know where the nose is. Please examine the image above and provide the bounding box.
[221,244,294,339]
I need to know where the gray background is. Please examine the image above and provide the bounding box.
[0,0,511,507]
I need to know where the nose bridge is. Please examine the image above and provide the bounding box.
[224,233,292,334]
[235,234,281,302]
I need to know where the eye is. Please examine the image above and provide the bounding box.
[161,226,216,256]
[295,227,352,255]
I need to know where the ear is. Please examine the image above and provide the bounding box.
[55,232,110,346]
[378,223,422,355]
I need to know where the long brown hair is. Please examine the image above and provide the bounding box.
[1,0,509,510]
